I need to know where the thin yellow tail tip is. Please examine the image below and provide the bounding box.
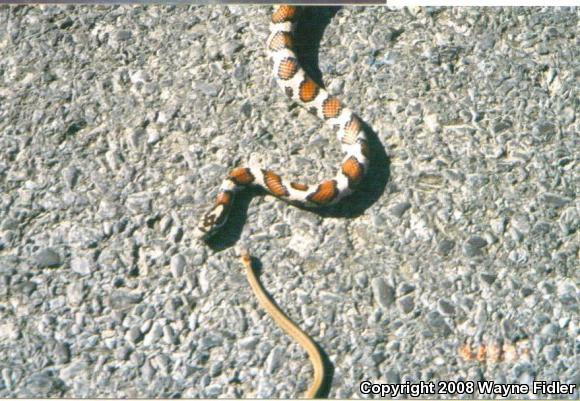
[240,248,251,265]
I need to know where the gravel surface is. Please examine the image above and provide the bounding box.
[0,5,578,399]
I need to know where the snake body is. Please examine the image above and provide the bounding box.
[194,5,369,240]
[196,5,369,398]
[240,250,324,398]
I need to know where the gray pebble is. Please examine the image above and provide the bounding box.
[115,345,132,361]
[238,336,259,351]
[0,321,20,341]
[70,255,93,276]
[127,326,143,344]
[437,238,455,255]
[198,269,210,294]
[543,344,560,362]
[200,334,223,350]
[152,353,171,375]
[371,277,395,308]
[389,201,411,218]
[141,359,155,381]
[25,372,56,396]
[170,254,186,279]
[397,283,416,296]
[163,325,177,345]
[62,166,80,189]
[35,248,61,268]
[66,281,85,306]
[129,351,146,368]
[54,342,71,364]
[398,295,415,314]
[204,384,223,398]
[437,299,456,315]
[266,346,284,374]
[191,248,207,266]
[116,30,132,41]
[143,322,163,346]
[143,305,156,320]
[109,291,143,310]
[491,119,512,134]
[354,271,368,288]
[194,82,219,97]
[221,41,242,58]
[541,192,571,208]
[125,192,152,215]
[511,213,531,234]
[60,361,88,382]
[463,236,488,257]
[533,120,556,137]
[426,311,451,335]
[209,361,223,377]
[20,280,37,297]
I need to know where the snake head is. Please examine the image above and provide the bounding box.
[194,203,229,241]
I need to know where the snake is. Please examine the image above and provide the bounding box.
[194,5,370,398]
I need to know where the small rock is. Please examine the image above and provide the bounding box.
[371,277,395,308]
[143,322,163,346]
[266,346,284,374]
[239,336,259,350]
[221,41,242,58]
[200,334,223,350]
[54,342,71,364]
[59,362,87,381]
[463,236,487,257]
[66,281,85,306]
[204,384,223,398]
[385,368,401,384]
[163,325,177,345]
[25,372,57,396]
[437,299,456,315]
[116,30,132,41]
[437,238,455,256]
[127,326,143,344]
[70,255,93,275]
[542,344,560,362]
[198,269,210,294]
[397,283,416,296]
[170,254,186,279]
[354,272,368,288]
[115,345,132,361]
[62,166,79,189]
[36,248,61,268]
[109,290,143,310]
[194,82,219,97]
[126,192,152,215]
[390,202,411,218]
[426,311,445,328]
[533,121,556,137]
[398,295,415,314]
[491,119,512,134]
[541,192,570,208]
[141,359,155,381]
[480,272,497,285]
[210,361,223,377]
[0,322,20,341]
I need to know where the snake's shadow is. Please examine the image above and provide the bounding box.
[206,6,390,249]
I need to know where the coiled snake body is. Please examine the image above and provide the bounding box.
[195,5,369,398]
[194,5,369,240]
